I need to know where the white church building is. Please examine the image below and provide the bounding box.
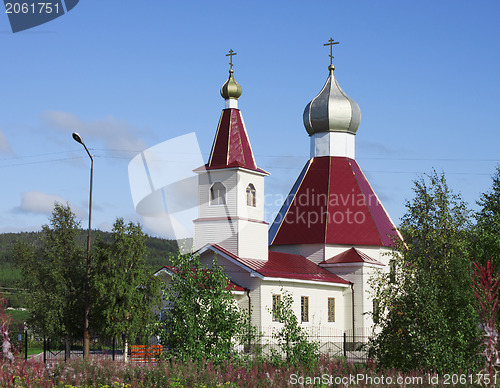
[161,44,400,345]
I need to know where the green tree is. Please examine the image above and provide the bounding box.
[91,218,160,361]
[14,203,85,359]
[157,252,248,362]
[474,166,500,268]
[270,289,318,367]
[369,171,479,373]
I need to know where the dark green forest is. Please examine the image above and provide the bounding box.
[0,230,180,308]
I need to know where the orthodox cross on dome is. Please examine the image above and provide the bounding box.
[226,49,237,70]
[323,38,339,66]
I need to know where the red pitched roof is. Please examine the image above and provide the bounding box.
[320,247,384,266]
[156,265,245,292]
[208,244,349,285]
[269,156,400,247]
[204,108,267,174]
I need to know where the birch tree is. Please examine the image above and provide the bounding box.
[91,218,160,361]
[368,171,479,373]
[15,203,85,360]
[157,252,249,362]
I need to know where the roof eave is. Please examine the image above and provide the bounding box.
[320,262,385,268]
[260,276,350,287]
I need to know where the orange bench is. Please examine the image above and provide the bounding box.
[129,344,162,362]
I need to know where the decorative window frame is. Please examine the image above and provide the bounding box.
[389,260,396,283]
[209,182,226,206]
[301,296,309,323]
[272,294,281,322]
[328,297,335,322]
[246,183,256,207]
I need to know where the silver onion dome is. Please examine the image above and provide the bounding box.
[303,65,361,136]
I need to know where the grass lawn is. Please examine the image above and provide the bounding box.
[6,308,30,325]
[4,309,43,356]
[27,346,43,356]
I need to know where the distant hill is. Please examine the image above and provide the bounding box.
[0,230,181,270]
[0,230,182,308]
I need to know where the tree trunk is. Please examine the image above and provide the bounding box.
[123,337,129,362]
[64,335,71,361]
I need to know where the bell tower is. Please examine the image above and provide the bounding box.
[193,50,269,261]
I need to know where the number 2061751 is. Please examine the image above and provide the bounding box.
[5,2,61,14]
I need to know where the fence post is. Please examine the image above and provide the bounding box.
[343,332,346,358]
[24,330,28,360]
[43,337,46,364]
[112,337,115,361]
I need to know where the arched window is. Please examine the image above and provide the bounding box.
[389,260,396,283]
[210,182,226,206]
[246,183,256,207]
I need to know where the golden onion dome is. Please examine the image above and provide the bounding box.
[220,69,242,100]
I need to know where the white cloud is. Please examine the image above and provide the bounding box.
[15,191,87,219]
[40,110,148,154]
[140,215,176,240]
[0,225,42,233]
[0,130,13,155]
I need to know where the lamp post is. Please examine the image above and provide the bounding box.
[72,132,93,359]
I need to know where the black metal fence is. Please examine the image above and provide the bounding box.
[25,336,125,363]
[49,338,122,362]
[252,327,370,363]
[16,327,370,363]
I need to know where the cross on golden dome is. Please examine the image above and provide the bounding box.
[226,49,237,70]
[221,49,242,101]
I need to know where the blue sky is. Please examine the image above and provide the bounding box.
[0,0,499,239]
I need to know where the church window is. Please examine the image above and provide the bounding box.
[328,298,335,322]
[389,260,396,283]
[272,294,281,321]
[246,183,256,207]
[210,182,226,206]
[301,296,309,322]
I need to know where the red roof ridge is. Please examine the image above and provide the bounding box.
[320,247,384,266]
[155,264,245,292]
[202,244,349,285]
[269,156,400,247]
[206,108,267,174]
[194,163,269,175]
[348,158,402,245]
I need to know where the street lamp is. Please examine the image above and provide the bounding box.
[72,132,93,359]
